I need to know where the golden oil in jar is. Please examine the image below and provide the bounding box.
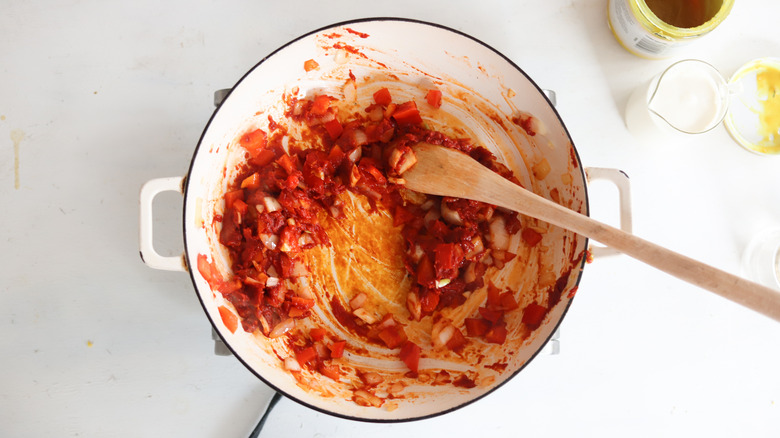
[608,0,734,59]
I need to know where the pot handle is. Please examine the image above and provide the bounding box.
[584,168,632,259]
[139,176,188,272]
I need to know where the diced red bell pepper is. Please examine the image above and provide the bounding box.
[484,323,508,344]
[232,199,249,215]
[420,288,440,313]
[328,340,346,359]
[433,243,465,280]
[323,118,343,140]
[392,101,423,125]
[373,88,392,106]
[318,363,341,380]
[486,281,502,308]
[464,318,490,337]
[522,302,547,329]
[310,328,327,341]
[416,255,436,288]
[303,59,319,72]
[499,292,519,310]
[310,95,331,116]
[218,305,238,334]
[240,129,267,157]
[224,189,244,209]
[378,324,408,349]
[295,346,317,366]
[426,89,442,108]
[250,148,276,167]
[399,341,421,373]
[240,172,261,189]
[522,228,543,246]
[478,307,504,323]
[446,326,467,352]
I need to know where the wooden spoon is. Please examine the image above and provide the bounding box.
[401,142,780,323]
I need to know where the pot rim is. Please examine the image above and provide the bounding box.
[182,16,589,423]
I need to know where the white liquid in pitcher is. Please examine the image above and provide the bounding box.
[648,63,726,133]
[625,60,728,140]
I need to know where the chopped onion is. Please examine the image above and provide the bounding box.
[260,233,278,250]
[281,136,290,155]
[352,128,368,147]
[296,278,315,299]
[269,318,294,338]
[255,204,265,214]
[284,356,301,371]
[266,265,279,278]
[463,262,477,283]
[420,199,435,211]
[440,201,463,225]
[432,323,455,349]
[354,389,383,407]
[410,244,425,263]
[343,79,357,102]
[489,216,509,250]
[353,308,378,324]
[465,236,484,259]
[406,291,422,321]
[347,147,362,163]
[263,197,282,212]
[349,292,367,310]
[314,341,328,358]
[435,278,451,288]
[266,277,280,287]
[361,372,384,386]
[423,208,440,228]
[367,105,383,122]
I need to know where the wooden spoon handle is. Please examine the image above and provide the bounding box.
[405,144,780,322]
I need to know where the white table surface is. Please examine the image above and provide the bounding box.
[2,1,779,437]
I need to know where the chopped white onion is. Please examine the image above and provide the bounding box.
[290,260,310,277]
[344,79,357,102]
[353,308,377,324]
[269,318,294,338]
[260,233,278,250]
[465,236,484,259]
[266,277,280,287]
[349,292,367,310]
[361,372,384,386]
[263,197,282,212]
[295,278,315,299]
[284,356,301,371]
[440,201,463,225]
[489,216,509,250]
[463,262,477,283]
[433,323,455,349]
[347,147,362,163]
[352,128,368,147]
[420,199,435,211]
[423,208,440,228]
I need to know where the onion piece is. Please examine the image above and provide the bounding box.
[347,147,362,163]
[296,278,315,299]
[465,235,484,259]
[260,233,278,250]
[489,216,509,250]
[269,318,294,338]
[284,356,301,371]
[349,292,367,310]
[344,79,357,102]
[266,277,280,287]
[353,308,377,324]
[440,201,463,225]
[354,389,383,407]
[361,372,384,386]
[263,197,282,212]
[432,323,455,349]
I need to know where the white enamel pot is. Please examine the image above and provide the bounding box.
[139,18,626,422]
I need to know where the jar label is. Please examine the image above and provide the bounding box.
[608,0,692,59]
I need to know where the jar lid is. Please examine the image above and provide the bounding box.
[724,58,780,155]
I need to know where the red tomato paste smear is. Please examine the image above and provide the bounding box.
[211,87,540,384]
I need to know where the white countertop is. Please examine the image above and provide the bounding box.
[2,1,779,437]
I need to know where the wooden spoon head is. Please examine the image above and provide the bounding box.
[401,142,510,206]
